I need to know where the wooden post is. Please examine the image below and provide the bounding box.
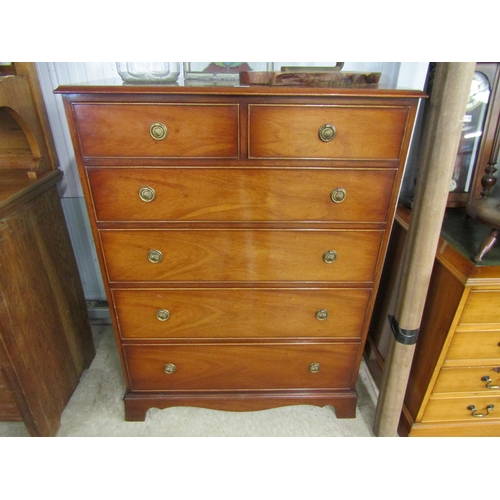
[373,62,476,437]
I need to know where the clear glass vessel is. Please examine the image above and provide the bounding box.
[116,62,180,83]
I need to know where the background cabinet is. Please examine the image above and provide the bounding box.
[0,63,95,436]
[366,205,500,436]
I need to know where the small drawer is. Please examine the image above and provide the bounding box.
[112,288,371,339]
[100,229,383,283]
[422,396,500,423]
[87,167,396,223]
[123,342,359,391]
[459,290,500,327]
[73,103,239,158]
[248,104,410,160]
[446,331,500,362]
[433,366,500,395]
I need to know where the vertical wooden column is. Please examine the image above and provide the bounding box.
[373,62,476,437]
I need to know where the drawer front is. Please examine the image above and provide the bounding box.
[88,167,396,223]
[124,343,359,391]
[446,331,500,362]
[73,104,239,158]
[433,366,500,395]
[249,105,409,160]
[422,396,500,423]
[100,229,383,282]
[113,288,371,339]
[459,290,500,327]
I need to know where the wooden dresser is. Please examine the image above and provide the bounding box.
[1,64,95,436]
[367,205,500,436]
[0,169,96,436]
[56,81,422,421]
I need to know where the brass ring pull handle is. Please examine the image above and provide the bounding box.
[467,404,494,417]
[147,249,163,263]
[150,122,168,141]
[315,309,328,321]
[481,376,500,389]
[318,124,336,142]
[156,309,170,321]
[164,363,176,374]
[330,188,346,203]
[139,186,156,202]
[309,362,321,373]
[323,250,337,264]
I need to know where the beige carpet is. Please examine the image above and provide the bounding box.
[0,324,379,437]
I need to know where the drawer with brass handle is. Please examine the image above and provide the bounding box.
[112,287,371,339]
[87,167,397,223]
[248,104,410,160]
[123,342,359,391]
[433,366,500,394]
[100,228,383,283]
[72,103,240,158]
[423,396,500,423]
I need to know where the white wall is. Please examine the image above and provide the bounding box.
[35,62,120,299]
[35,62,429,300]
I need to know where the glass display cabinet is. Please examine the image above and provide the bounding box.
[448,62,500,207]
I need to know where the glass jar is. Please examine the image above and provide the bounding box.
[116,62,180,83]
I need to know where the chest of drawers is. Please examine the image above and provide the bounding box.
[57,82,421,422]
[406,285,500,436]
[367,205,500,436]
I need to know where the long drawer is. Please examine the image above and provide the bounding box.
[459,290,500,327]
[423,395,500,423]
[73,103,239,158]
[248,104,410,160]
[446,331,500,362]
[100,229,383,282]
[87,167,396,223]
[123,342,359,391]
[433,366,500,395]
[112,288,371,339]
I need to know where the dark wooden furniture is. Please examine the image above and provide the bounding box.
[56,81,422,422]
[0,170,95,436]
[366,204,500,436]
[467,196,500,262]
[0,64,95,436]
[448,63,500,207]
[460,63,500,262]
[0,63,59,175]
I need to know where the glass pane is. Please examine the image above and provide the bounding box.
[450,71,491,193]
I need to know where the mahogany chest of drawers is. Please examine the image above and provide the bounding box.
[57,82,422,421]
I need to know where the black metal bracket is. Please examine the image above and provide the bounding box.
[388,315,419,345]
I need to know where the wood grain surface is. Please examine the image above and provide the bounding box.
[88,167,396,223]
[124,342,359,391]
[113,287,371,339]
[74,103,239,158]
[100,228,383,282]
[249,104,409,159]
